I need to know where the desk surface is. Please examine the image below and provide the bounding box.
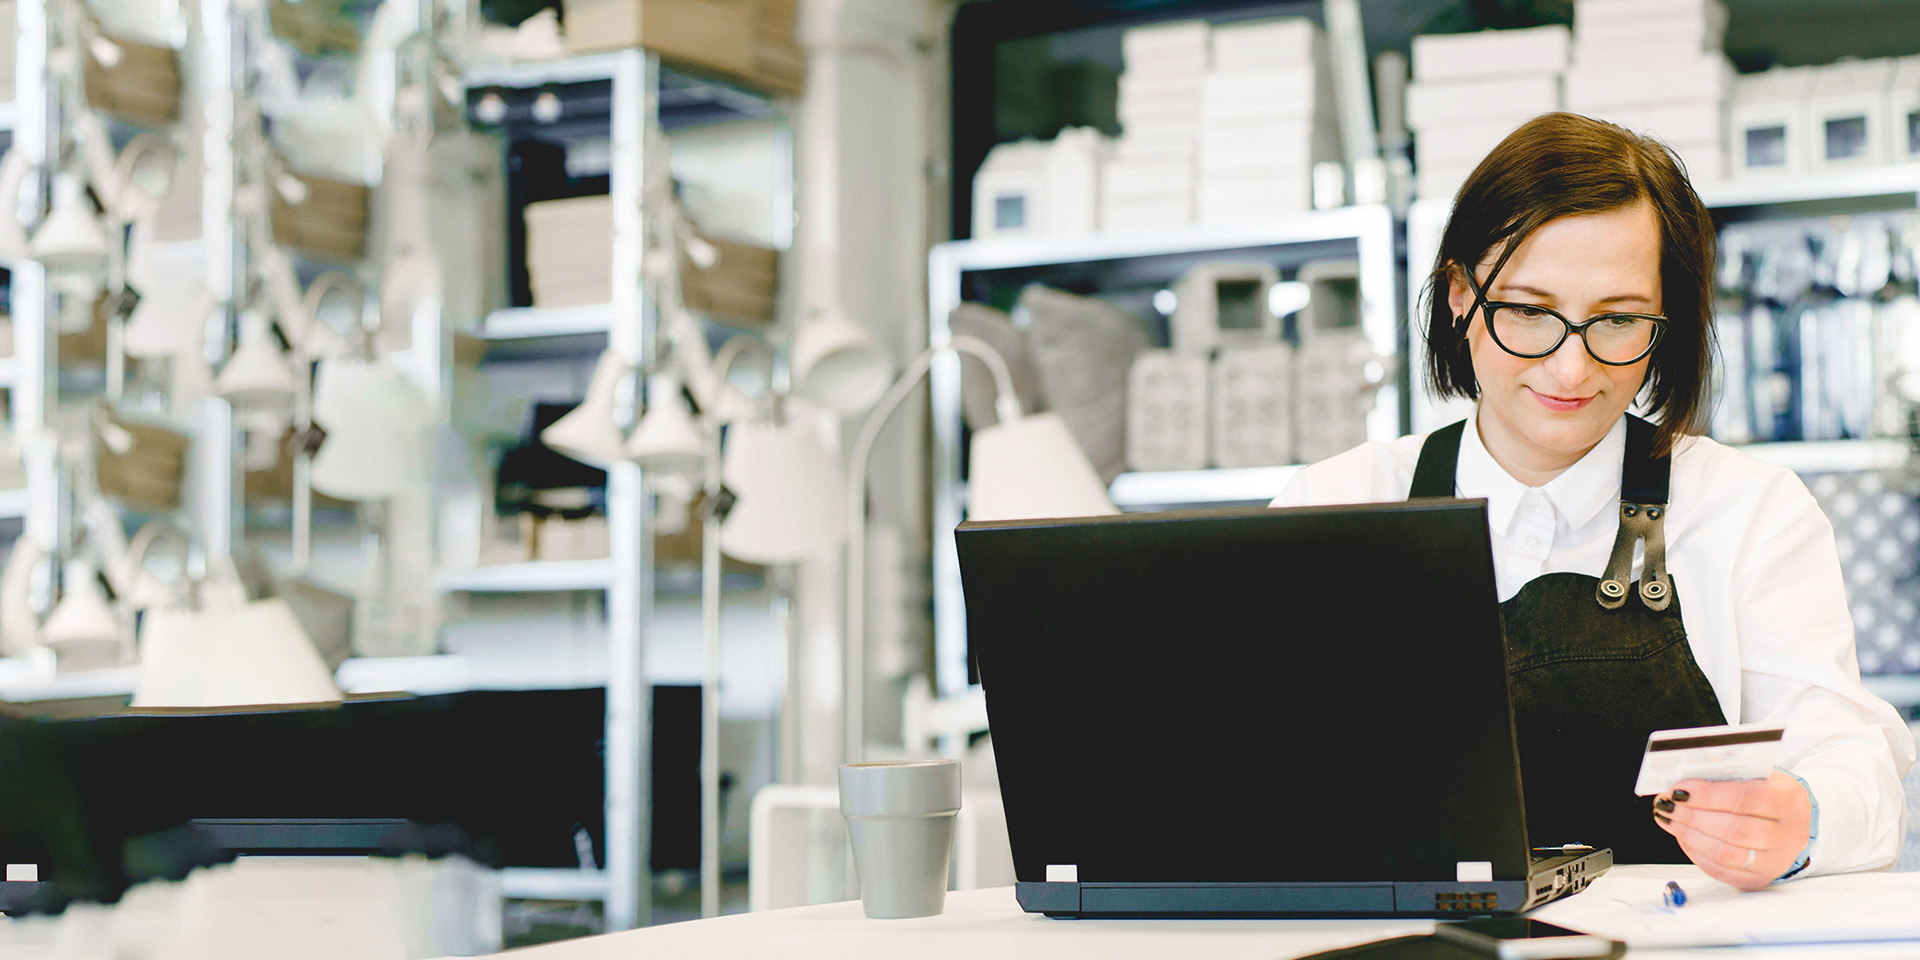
[503,866,1920,960]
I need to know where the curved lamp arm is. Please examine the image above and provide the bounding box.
[843,333,1022,765]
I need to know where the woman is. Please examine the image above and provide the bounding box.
[1275,113,1913,888]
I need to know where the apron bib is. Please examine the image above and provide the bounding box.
[1410,417,1726,863]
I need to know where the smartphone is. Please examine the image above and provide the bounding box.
[1430,919,1626,960]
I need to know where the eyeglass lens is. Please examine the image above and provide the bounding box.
[1487,305,1659,364]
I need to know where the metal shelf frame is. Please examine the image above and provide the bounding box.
[926,205,1400,698]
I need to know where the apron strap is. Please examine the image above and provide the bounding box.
[1598,416,1673,612]
[1410,420,1467,499]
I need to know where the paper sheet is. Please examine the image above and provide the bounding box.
[1533,873,1920,948]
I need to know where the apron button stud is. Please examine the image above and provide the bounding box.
[1601,580,1625,598]
[1623,505,1638,517]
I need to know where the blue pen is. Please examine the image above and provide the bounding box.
[1663,881,1688,908]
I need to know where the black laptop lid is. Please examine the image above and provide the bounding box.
[957,500,1532,885]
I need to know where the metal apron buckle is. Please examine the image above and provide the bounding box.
[1597,501,1672,611]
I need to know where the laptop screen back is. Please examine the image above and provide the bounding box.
[956,500,1532,884]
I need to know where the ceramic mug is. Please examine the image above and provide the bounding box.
[838,759,962,919]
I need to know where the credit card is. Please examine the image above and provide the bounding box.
[1633,722,1784,796]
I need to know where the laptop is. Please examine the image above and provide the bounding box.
[955,499,1612,919]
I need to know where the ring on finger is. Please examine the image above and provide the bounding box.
[1742,848,1756,869]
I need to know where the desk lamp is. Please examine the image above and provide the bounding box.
[842,334,1115,765]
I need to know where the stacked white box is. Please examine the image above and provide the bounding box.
[1104,21,1209,232]
[972,127,1113,239]
[1405,25,1569,201]
[1566,0,1732,183]
[1194,18,1338,225]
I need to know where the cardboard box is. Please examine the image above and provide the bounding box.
[562,0,803,95]
[1199,121,1339,177]
[1416,118,1537,167]
[1411,25,1570,82]
[1123,20,1210,69]
[1573,2,1726,59]
[1406,75,1561,129]
[1575,0,1726,28]
[95,415,191,513]
[681,239,779,326]
[1202,67,1335,124]
[270,173,369,261]
[81,35,180,126]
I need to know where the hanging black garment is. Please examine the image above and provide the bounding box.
[1410,416,1727,863]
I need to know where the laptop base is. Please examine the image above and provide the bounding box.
[1017,849,1612,919]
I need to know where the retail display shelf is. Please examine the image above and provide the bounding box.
[0,487,25,519]
[435,558,613,593]
[0,658,138,702]
[931,203,1389,273]
[1697,164,1920,210]
[1107,465,1303,511]
[464,54,773,128]
[336,653,608,695]
[481,304,615,340]
[1735,438,1910,474]
[499,867,609,902]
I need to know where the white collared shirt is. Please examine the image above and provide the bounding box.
[1273,411,1915,874]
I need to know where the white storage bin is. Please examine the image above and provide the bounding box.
[1411,25,1570,82]
[1211,345,1295,468]
[1807,58,1896,171]
[1730,66,1815,180]
[971,128,1112,240]
[1405,74,1561,128]
[1893,56,1920,164]
[1126,350,1211,472]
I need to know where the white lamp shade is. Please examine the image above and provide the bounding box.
[718,420,849,563]
[625,380,704,475]
[0,149,35,260]
[133,599,344,708]
[311,423,428,501]
[966,412,1117,522]
[312,357,434,429]
[216,312,297,405]
[41,569,123,648]
[124,231,215,358]
[31,175,110,274]
[0,535,48,657]
[791,308,892,415]
[541,348,631,467]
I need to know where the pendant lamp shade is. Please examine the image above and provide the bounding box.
[541,348,632,467]
[124,223,215,359]
[0,149,36,260]
[0,535,49,657]
[31,174,110,274]
[718,419,848,563]
[310,358,434,501]
[216,310,296,405]
[625,376,704,475]
[41,566,123,650]
[966,412,1118,522]
[791,308,891,415]
[133,598,344,708]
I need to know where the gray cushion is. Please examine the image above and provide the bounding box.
[1018,285,1150,484]
[948,302,1047,430]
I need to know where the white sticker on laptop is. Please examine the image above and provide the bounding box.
[1455,861,1493,883]
[1634,722,1784,796]
[1046,864,1078,883]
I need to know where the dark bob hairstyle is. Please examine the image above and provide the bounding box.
[1424,112,1717,457]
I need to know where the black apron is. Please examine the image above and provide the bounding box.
[1410,416,1726,863]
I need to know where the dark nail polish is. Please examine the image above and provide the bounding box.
[1672,790,1690,803]
[1655,798,1675,813]
[1654,811,1672,824]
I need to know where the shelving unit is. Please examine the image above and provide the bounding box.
[926,204,1399,697]
[436,557,614,593]
[0,487,26,520]
[481,304,615,340]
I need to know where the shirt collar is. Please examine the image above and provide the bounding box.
[1456,411,1627,535]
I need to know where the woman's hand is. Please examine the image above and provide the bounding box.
[1653,769,1811,890]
